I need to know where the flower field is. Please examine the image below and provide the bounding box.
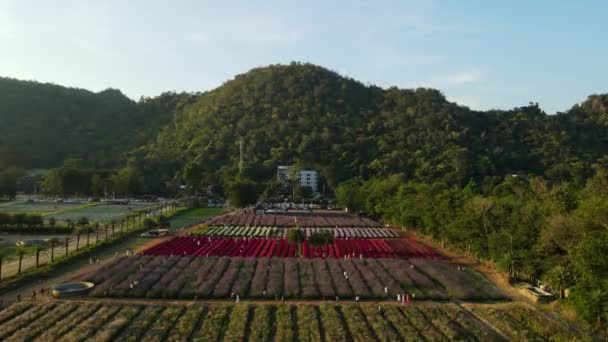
[142,237,440,259]
[208,212,382,228]
[0,301,590,341]
[193,226,400,238]
[86,255,505,301]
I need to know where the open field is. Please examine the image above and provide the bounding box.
[52,204,154,222]
[0,201,155,223]
[0,301,592,341]
[0,202,83,215]
[86,255,504,301]
[209,211,381,228]
[169,207,225,230]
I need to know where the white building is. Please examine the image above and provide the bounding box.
[277,166,319,193]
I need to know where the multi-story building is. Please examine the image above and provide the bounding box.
[277,166,319,193]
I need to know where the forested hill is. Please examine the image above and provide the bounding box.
[0,77,196,168]
[141,62,608,188]
[3,63,608,186]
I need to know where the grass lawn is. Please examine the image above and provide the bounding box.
[0,202,84,215]
[53,203,155,223]
[169,207,224,230]
[180,207,224,218]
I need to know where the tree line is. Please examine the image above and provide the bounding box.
[0,76,197,169]
[336,167,608,326]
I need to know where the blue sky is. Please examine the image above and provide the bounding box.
[0,0,606,113]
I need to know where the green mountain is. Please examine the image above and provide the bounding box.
[141,62,608,189]
[0,77,196,168]
[2,62,608,189]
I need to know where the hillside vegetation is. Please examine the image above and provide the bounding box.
[140,63,608,189]
[0,77,197,168]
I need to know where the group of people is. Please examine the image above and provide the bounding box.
[384,285,414,304]
[397,293,412,305]
[230,292,240,303]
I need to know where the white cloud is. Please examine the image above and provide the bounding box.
[377,50,446,67]
[448,95,484,110]
[443,70,484,85]
[426,69,486,88]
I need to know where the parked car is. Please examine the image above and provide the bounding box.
[141,229,169,238]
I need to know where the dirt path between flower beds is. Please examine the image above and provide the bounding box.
[46,296,510,307]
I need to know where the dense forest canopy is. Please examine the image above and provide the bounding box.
[137,62,608,191]
[0,76,197,168]
[3,63,608,189]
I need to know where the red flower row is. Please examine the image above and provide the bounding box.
[143,237,442,259]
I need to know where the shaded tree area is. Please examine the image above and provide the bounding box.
[336,167,608,327]
[227,178,262,208]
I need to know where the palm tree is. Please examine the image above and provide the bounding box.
[0,213,8,229]
[77,217,89,230]
[64,237,70,257]
[143,218,156,230]
[131,214,138,229]
[111,221,116,238]
[29,215,43,229]
[48,237,60,263]
[104,224,109,241]
[34,243,45,268]
[16,246,31,275]
[14,213,27,229]
[0,248,12,280]
[48,217,56,230]
[85,226,93,247]
[75,228,82,251]
[66,218,73,230]
[95,222,100,244]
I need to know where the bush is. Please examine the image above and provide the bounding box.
[309,229,333,246]
[287,229,305,244]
